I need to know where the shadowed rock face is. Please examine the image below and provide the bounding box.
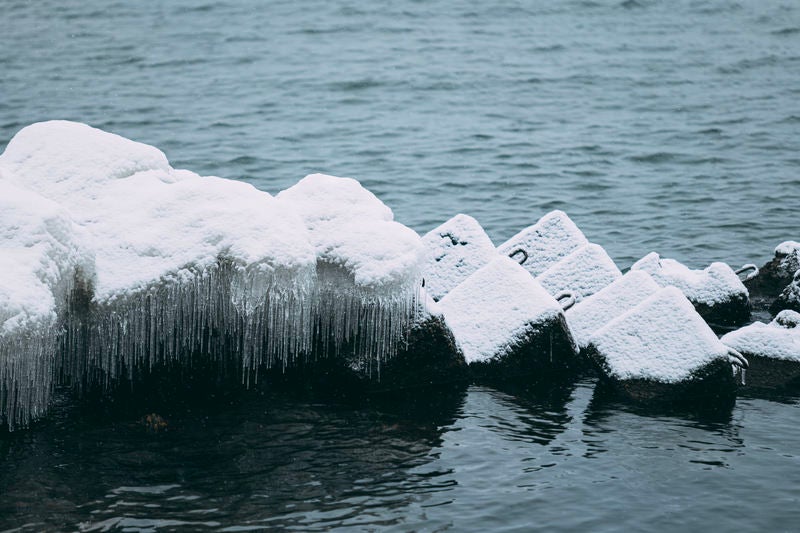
[771,271,800,315]
[746,243,800,315]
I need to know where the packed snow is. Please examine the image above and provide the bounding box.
[631,252,748,306]
[535,243,621,302]
[438,256,567,364]
[588,287,735,383]
[497,210,588,277]
[421,214,497,301]
[721,310,800,362]
[566,271,660,350]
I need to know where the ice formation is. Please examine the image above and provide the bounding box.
[438,256,573,365]
[588,287,739,383]
[631,252,748,307]
[565,271,660,350]
[535,243,621,302]
[276,173,424,364]
[0,122,424,428]
[722,311,800,362]
[421,214,497,301]
[497,210,588,277]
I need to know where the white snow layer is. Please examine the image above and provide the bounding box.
[566,270,660,350]
[722,311,800,362]
[631,252,748,306]
[438,256,565,364]
[497,210,589,277]
[589,287,733,383]
[421,214,497,301]
[0,121,424,427]
[535,243,621,302]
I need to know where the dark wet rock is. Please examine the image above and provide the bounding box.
[722,310,800,390]
[745,241,800,314]
[421,214,497,301]
[631,252,752,328]
[586,287,745,402]
[770,270,800,315]
[438,255,579,382]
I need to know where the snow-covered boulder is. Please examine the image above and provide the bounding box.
[745,241,800,301]
[497,210,588,277]
[565,270,660,350]
[438,256,578,380]
[586,287,746,401]
[421,214,497,301]
[631,252,751,327]
[722,310,800,389]
[276,173,425,363]
[535,243,621,302]
[0,180,94,429]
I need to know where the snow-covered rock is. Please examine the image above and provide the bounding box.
[439,256,577,378]
[497,210,588,277]
[771,270,800,315]
[565,270,660,350]
[535,243,621,302]
[0,179,94,429]
[631,252,751,327]
[421,214,497,301]
[587,287,745,399]
[277,173,425,362]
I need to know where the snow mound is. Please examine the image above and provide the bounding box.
[497,210,588,277]
[566,270,660,350]
[588,287,733,383]
[421,214,497,301]
[439,256,565,364]
[722,310,800,362]
[535,243,621,302]
[277,173,424,362]
[631,252,748,306]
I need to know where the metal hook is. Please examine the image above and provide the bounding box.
[555,291,577,311]
[734,264,759,282]
[727,348,749,370]
[509,248,528,265]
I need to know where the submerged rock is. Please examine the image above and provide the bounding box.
[536,243,622,302]
[565,270,660,351]
[631,252,751,328]
[438,256,578,381]
[421,214,497,301]
[722,310,800,389]
[497,210,588,277]
[585,287,747,402]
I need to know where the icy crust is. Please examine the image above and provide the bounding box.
[566,271,660,350]
[588,287,732,383]
[497,210,588,277]
[721,311,800,362]
[631,252,748,306]
[277,174,424,364]
[439,256,563,364]
[535,243,621,302]
[421,214,497,301]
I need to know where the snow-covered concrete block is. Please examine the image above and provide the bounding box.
[771,270,800,315]
[421,214,497,301]
[497,210,588,277]
[438,256,578,379]
[565,270,660,350]
[722,310,800,389]
[535,243,622,302]
[631,252,751,327]
[586,287,746,400]
[746,241,800,297]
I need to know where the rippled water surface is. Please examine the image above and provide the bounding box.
[1,0,799,530]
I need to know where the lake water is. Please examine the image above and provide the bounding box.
[1,0,799,530]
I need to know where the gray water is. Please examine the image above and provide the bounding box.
[1,0,799,531]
